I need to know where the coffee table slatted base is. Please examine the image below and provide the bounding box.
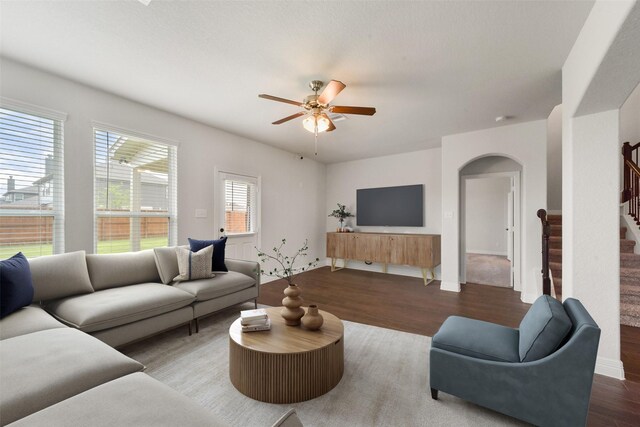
[229,337,344,403]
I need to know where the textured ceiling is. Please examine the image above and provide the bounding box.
[0,1,593,163]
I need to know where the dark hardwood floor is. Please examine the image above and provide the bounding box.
[258,267,640,427]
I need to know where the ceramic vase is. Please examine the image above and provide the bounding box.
[281,284,304,326]
[301,304,324,330]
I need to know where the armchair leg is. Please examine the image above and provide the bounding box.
[195,318,199,334]
[430,388,438,400]
[188,322,192,336]
[254,299,258,309]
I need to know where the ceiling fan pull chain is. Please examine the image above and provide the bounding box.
[314,130,318,155]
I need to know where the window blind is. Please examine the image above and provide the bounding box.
[94,128,177,254]
[0,107,64,259]
[223,176,257,234]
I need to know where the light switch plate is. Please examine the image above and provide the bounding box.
[195,209,207,218]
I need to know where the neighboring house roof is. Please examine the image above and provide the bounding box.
[2,185,39,197]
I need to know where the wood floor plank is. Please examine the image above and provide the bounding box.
[258,267,640,427]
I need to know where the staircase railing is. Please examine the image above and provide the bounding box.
[537,209,551,296]
[622,141,640,225]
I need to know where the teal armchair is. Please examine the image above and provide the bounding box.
[430,297,600,427]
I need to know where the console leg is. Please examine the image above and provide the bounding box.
[254,299,258,309]
[431,388,438,400]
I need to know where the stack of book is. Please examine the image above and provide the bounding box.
[240,308,271,332]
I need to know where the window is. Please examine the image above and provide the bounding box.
[94,127,177,254]
[0,105,65,259]
[221,173,257,234]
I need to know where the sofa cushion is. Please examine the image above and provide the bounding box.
[519,295,572,362]
[7,373,228,427]
[28,251,94,302]
[173,271,255,302]
[0,328,143,425]
[153,246,187,285]
[432,316,520,363]
[0,304,66,340]
[45,283,195,333]
[174,245,215,282]
[189,236,228,272]
[1,252,34,318]
[86,250,161,291]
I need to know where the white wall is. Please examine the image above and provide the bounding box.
[325,148,442,278]
[561,0,639,379]
[460,155,522,175]
[465,177,510,255]
[620,83,640,145]
[441,120,547,303]
[547,104,562,211]
[0,58,327,266]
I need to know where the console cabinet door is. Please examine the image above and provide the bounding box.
[345,234,358,259]
[404,236,433,267]
[380,235,406,265]
[326,233,343,258]
[355,234,382,262]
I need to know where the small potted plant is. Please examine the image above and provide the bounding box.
[328,203,354,232]
[256,239,319,326]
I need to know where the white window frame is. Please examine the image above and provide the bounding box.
[92,122,178,253]
[216,170,261,238]
[0,97,66,256]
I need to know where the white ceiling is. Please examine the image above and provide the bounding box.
[0,1,594,163]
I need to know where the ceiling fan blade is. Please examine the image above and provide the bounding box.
[259,94,303,107]
[321,113,336,132]
[331,106,376,116]
[272,111,305,125]
[317,80,346,105]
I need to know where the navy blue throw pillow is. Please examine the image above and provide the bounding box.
[188,237,228,272]
[0,252,35,318]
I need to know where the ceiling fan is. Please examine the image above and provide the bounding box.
[259,80,376,154]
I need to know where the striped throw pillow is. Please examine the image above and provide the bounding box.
[173,245,215,282]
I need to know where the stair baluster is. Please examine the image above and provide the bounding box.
[537,209,551,296]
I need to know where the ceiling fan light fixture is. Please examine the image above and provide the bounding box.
[303,115,330,134]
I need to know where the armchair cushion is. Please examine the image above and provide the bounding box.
[518,295,571,362]
[432,316,520,363]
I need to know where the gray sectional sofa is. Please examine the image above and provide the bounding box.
[0,248,304,426]
[28,248,260,347]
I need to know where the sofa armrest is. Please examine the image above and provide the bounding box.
[225,258,260,291]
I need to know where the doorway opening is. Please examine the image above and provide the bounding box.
[460,156,522,290]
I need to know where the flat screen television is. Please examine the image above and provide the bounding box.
[356,184,424,226]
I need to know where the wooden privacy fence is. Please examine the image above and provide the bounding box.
[0,216,168,244]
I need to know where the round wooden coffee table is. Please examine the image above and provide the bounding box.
[229,306,344,403]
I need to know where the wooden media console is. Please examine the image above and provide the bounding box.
[326,232,441,285]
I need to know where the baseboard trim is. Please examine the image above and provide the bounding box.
[466,250,508,256]
[440,281,461,292]
[520,293,538,304]
[595,357,625,379]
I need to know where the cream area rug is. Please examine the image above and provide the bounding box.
[121,304,525,427]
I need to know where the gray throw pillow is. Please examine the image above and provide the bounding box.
[28,251,94,301]
[519,295,572,362]
[173,246,215,282]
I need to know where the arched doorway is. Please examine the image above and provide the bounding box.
[459,156,522,290]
